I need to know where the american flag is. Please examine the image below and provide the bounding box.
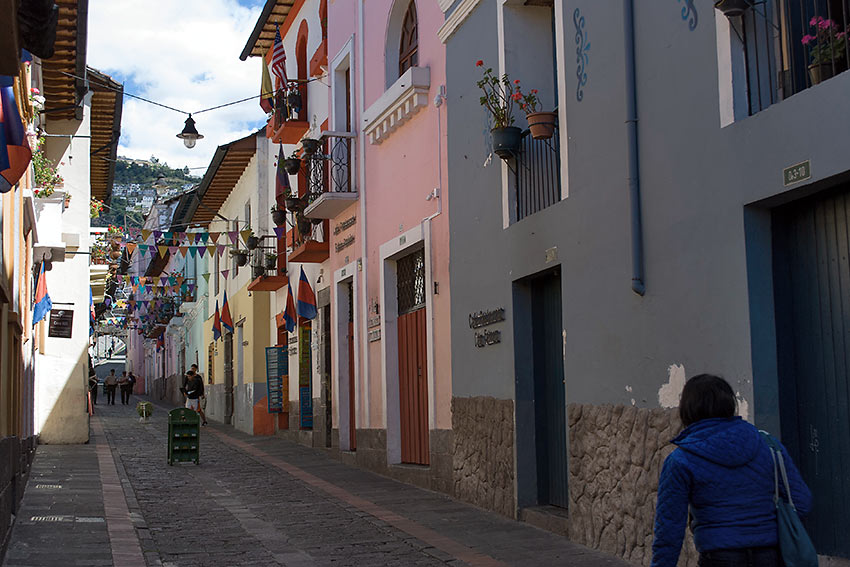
[271,25,288,86]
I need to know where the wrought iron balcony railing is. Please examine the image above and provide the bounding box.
[302,132,358,220]
[734,0,850,116]
[515,128,561,222]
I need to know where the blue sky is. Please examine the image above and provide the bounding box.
[88,0,269,172]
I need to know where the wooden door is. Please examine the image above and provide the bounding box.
[531,273,568,508]
[773,186,850,557]
[397,249,429,465]
[348,320,356,450]
[224,331,234,425]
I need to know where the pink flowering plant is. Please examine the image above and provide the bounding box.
[801,17,849,65]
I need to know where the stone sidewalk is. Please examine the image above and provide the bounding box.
[4,398,631,567]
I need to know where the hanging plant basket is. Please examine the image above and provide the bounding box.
[284,158,301,175]
[526,112,558,140]
[234,252,248,267]
[285,196,303,212]
[246,235,260,250]
[491,127,522,159]
[272,209,287,226]
[713,0,751,17]
[252,265,265,280]
[301,138,321,155]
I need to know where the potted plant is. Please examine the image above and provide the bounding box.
[515,85,557,140]
[271,205,286,226]
[91,198,104,219]
[475,60,522,159]
[32,139,64,196]
[301,138,321,155]
[63,193,72,208]
[802,17,849,85]
[232,250,249,267]
[296,215,312,237]
[246,233,260,251]
[252,264,265,280]
[265,253,277,270]
[285,194,303,212]
[284,154,301,175]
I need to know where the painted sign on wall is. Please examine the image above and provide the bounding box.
[265,346,288,413]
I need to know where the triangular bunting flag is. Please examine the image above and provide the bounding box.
[209,232,220,243]
[229,232,238,245]
[198,246,206,257]
[221,269,229,280]
[179,246,188,257]
[207,245,216,256]
[169,246,178,255]
[217,245,226,257]
[202,273,210,283]
[273,226,285,238]
[189,247,197,258]
[126,242,137,255]
[158,246,168,258]
[141,229,152,241]
[240,230,252,244]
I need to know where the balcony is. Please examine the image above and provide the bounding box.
[266,90,309,144]
[302,132,358,220]
[515,128,561,221]
[732,0,850,116]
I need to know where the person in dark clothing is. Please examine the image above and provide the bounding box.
[651,375,812,567]
[119,371,132,405]
[182,370,207,426]
[88,372,99,405]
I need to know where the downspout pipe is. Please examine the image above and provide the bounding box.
[624,0,645,296]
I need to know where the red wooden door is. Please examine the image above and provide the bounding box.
[398,307,429,465]
[348,320,356,450]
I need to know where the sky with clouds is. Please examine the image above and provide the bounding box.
[88,0,269,173]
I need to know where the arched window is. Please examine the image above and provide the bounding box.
[398,1,418,75]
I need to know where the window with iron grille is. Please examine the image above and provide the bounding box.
[397,248,425,315]
[730,0,850,116]
[398,1,418,76]
[515,128,561,221]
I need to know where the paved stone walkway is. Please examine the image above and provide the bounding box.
[4,398,630,567]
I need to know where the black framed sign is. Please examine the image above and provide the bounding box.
[48,309,74,338]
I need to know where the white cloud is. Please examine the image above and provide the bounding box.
[88,0,267,172]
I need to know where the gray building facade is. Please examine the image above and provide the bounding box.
[443,0,850,564]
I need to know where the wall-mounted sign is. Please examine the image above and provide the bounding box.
[367,316,380,329]
[468,308,505,329]
[334,216,357,235]
[299,323,313,429]
[475,329,501,348]
[783,160,811,186]
[335,236,355,252]
[48,309,74,338]
[368,328,381,342]
[265,346,287,413]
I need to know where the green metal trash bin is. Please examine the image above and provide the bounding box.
[167,408,200,465]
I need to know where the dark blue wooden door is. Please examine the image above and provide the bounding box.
[531,273,568,509]
[773,187,850,558]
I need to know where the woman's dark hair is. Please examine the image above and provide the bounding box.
[679,374,737,426]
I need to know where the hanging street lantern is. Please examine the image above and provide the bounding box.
[177,114,204,148]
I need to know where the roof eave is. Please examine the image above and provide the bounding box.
[240,0,279,61]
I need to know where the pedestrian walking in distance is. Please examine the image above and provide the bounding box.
[119,371,132,405]
[104,369,118,405]
[189,363,209,424]
[182,370,207,426]
[651,374,812,567]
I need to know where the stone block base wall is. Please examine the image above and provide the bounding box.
[451,397,516,517]
[567,404,696,567]
[0,436,35,564]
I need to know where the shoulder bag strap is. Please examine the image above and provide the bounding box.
[759,430,781,505]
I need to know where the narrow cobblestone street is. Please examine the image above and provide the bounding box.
[3,399,628,567]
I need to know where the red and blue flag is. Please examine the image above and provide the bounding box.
[296,266,317,320]
[1,76,32,193]
[283,284,297,332]
[221,290,234,333]
[33,261,52,325]
[212,300,222,341]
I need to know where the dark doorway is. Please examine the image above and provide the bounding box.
[773,185,850,558]
[531,272,567,508]
[224,331,234,425]
[347,281,356,450]
[321,304,332,448]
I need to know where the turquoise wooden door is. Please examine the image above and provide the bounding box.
[773,186,850,558]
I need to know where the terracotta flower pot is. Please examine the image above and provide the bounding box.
[526,111,558,140]
[284,158,301,175]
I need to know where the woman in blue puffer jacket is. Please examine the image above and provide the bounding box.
[651,374,812,567]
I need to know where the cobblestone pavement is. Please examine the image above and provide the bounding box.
[5,398,630,567]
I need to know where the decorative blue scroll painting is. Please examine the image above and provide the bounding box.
[678,0,698,31]
[574,8,590,102]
